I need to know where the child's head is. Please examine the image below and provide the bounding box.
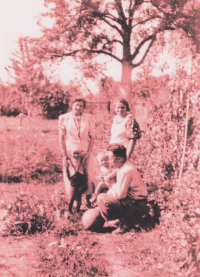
[97,152,109,167]
[70,145,82,160]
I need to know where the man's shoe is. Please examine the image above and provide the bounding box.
[112,225,129,235]
[104,219,120,228]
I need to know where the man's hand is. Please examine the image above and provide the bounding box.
[63,155,69,166]
[90,194,97,203]
[104,175,110,184]
[82,152,91,164]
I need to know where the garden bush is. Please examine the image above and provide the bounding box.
[0,90,27,117]
[38,87,69,119]
[132,89,200,276]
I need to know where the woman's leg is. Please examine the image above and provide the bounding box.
[84,154,95,196]
[76,193,82,213]
[63,158,71,196]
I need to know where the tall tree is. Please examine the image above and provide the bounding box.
[29,0,200,101]
[10,38,47,101]
[10,37,67,116]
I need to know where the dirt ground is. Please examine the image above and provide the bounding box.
[0,232,142,277]
[0,235,42,277]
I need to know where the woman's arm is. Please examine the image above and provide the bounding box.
[86,114,95,156]
[58,115,67,160]
[87,134,95,154]
[83,134,95,163]
[125,116,141,160]
[126,139,136,160]
[59,131,67,159]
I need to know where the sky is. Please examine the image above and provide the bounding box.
[1,0,192,93]
[0,0,44,83]
[0,0,121,91]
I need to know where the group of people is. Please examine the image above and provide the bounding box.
[58,97,147,234]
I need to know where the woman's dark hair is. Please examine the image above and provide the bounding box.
[107,144,127,160]
[72,98,86,109]
[116,98,130,112]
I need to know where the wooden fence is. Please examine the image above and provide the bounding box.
[86,100,148,129]
[86,101,110,112]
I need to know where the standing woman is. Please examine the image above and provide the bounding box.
[58,98,95,206]
[109,98,141,161]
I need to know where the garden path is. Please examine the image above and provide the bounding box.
[92,232,143,277]
[0,235,41,277]
[0,231,142,277]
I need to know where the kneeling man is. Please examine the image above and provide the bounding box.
[97,144,147,235]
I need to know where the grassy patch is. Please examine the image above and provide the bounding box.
[0,182,109,276]
[0,116,62,183]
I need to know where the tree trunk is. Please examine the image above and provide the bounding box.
[120,60,133,108]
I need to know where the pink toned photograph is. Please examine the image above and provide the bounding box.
[0,0,200,276]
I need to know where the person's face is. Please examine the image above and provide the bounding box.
[72,151,80,160]
[115,102,127,117]
[99,156,109,167]
[72,101,84,116]
[108,152,124,168]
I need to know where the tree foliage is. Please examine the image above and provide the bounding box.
[9,37,71,118]
[38,84,70,119]
[10,38,47,99]
[28,0,200,99]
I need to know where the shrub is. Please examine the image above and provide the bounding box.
[0,90,26,117]
[0,189,67,236]
[0,105,21,117]
[132,89,200,275]
[38,87,69,119]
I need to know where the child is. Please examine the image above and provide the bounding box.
[66,146,88,213]
[90,151,116,203]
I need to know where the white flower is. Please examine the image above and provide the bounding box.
[0,209,8,220]
[195,208,200,215]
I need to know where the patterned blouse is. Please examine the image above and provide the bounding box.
[110,113,141,149]
[125,116,141,140]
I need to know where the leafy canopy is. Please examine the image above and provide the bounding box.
[30,0,199,68]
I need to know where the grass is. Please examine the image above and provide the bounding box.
[0,182,109,276]
[0,116,62,183]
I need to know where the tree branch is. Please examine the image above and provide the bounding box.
[102,12,124,26]
[101,16,123,37]
[49,48,122,63]
[128,0,137,29]
[115,0,127,22]
[84,48,122,63]
[49,50,79,58]
[132,35,156,67]
[131,34,155,61]
[102,39,123,49]
[131,25,175,67]
[132,16,161,29]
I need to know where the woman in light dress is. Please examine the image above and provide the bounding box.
[58,98,95,207]
[109,98,141,162]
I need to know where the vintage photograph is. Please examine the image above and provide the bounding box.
[0,0,200,276]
